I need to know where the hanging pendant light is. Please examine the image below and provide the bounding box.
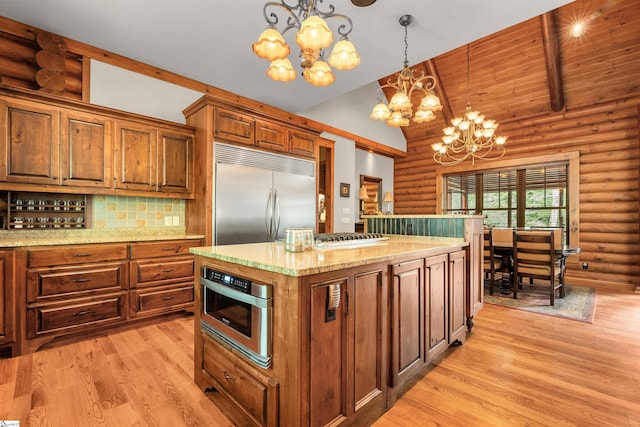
[253,0,360,86]
[369,15,442,127]
[432,44,507,165]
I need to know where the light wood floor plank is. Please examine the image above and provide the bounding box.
[1,290,639,426]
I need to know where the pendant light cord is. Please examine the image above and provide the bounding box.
[466,44,471,110]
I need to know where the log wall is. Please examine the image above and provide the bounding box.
[0,25,83,100]
[394,0,640,290]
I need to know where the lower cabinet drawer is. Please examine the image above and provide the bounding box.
[203,336,278,427]
[27,293,126,338]
[130,285,194,316]
[27,262,129,302]
[131,258,194,287]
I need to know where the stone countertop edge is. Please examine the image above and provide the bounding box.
[190,235,468,277]
[0,229,206,248]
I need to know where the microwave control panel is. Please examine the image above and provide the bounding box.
[202,268,251,294]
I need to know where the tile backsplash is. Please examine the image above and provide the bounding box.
[91,195,184,229]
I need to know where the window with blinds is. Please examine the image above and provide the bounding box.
[443,162,569,238]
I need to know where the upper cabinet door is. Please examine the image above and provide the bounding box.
[60,111,113,188]
[157,130,193,195]
[289,129,317,159]
[114,121,157,191]
[0,98,61,185]
[213,107,254,146]
[255,119,287,153]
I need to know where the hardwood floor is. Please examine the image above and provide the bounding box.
[1,289,639,426]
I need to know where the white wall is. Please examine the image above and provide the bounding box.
[298,81,407,152]
[89,60,202,123]
[355,150,395,215]
[329,134,357,233]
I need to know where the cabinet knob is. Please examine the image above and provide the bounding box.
[223,370,236,381]
[72,309,95,316]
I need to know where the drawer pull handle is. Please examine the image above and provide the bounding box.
[72,310,95,316]
[161,296,175,301]
[161,248,178,252]
[73,278,90,283]
[223,371,236,382]
[161,269,174,273]
[73,253,91,257]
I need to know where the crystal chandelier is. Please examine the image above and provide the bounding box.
[369,15,442,127]
[432,45,507,165]
[252,0,361,87]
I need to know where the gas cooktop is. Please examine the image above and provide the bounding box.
[314,232,388,248]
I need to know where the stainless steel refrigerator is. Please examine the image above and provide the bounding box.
[214,142,316,245]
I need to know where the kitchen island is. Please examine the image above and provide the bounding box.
[191,235,474,427]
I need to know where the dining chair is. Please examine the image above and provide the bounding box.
[483,227,504,295]
[512,229,565,306]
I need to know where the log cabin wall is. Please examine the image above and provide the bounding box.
[390,0,640,291]
[0,22,84,100]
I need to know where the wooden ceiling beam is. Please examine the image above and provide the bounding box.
[425,59,453,125]
[540,11,565,112]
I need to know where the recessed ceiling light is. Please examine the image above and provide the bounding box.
[570,22,585,38]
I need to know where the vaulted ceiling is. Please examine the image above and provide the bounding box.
[387,0,640,146]
[0,0,571,115]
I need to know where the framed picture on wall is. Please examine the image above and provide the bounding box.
[340,183,350,198]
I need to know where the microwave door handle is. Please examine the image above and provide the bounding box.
[273,189,281,239]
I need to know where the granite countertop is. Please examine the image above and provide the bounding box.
[190,235,467,277]
[0,227,205,247]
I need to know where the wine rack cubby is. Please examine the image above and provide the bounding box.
[5,192,87,230]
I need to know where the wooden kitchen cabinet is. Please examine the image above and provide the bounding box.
[0,97,60,185]
[24,243,129,351]
[448,249,467,345]
[425,253,449,362]
[213,107,254,146]
[114,121,157,192]
[389,258,424,388]
[0,250,15,357]
[129,239,200,318]
[16,239,200,355]
[288,129,317,159]
[308,267,386,427]
[203,334,279,427]
[60,110,112,189]
[157,130,193,195]
[0,86,194,199]
[255,119,287,153]
[115,123,194,195]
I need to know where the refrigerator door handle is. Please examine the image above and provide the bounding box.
[273,189,281,239]
[265,189,274,239]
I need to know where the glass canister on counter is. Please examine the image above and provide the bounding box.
[284,228,314,252]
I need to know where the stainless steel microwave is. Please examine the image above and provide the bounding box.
[200,267,272,369]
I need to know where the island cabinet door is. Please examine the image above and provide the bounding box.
[425,253,449,363]
[352,269,386,413]
[448,249,467,345]
[307,268,387,427]
[389,259,425,388]
[309,278,348,426]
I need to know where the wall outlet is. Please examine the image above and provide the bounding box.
[341,216,350,224]
[342,208,350,214]
[172,216,180,226]
[582,262,589,270]
[164,216,172,226]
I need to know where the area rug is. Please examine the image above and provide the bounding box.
[484,284,596,323]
